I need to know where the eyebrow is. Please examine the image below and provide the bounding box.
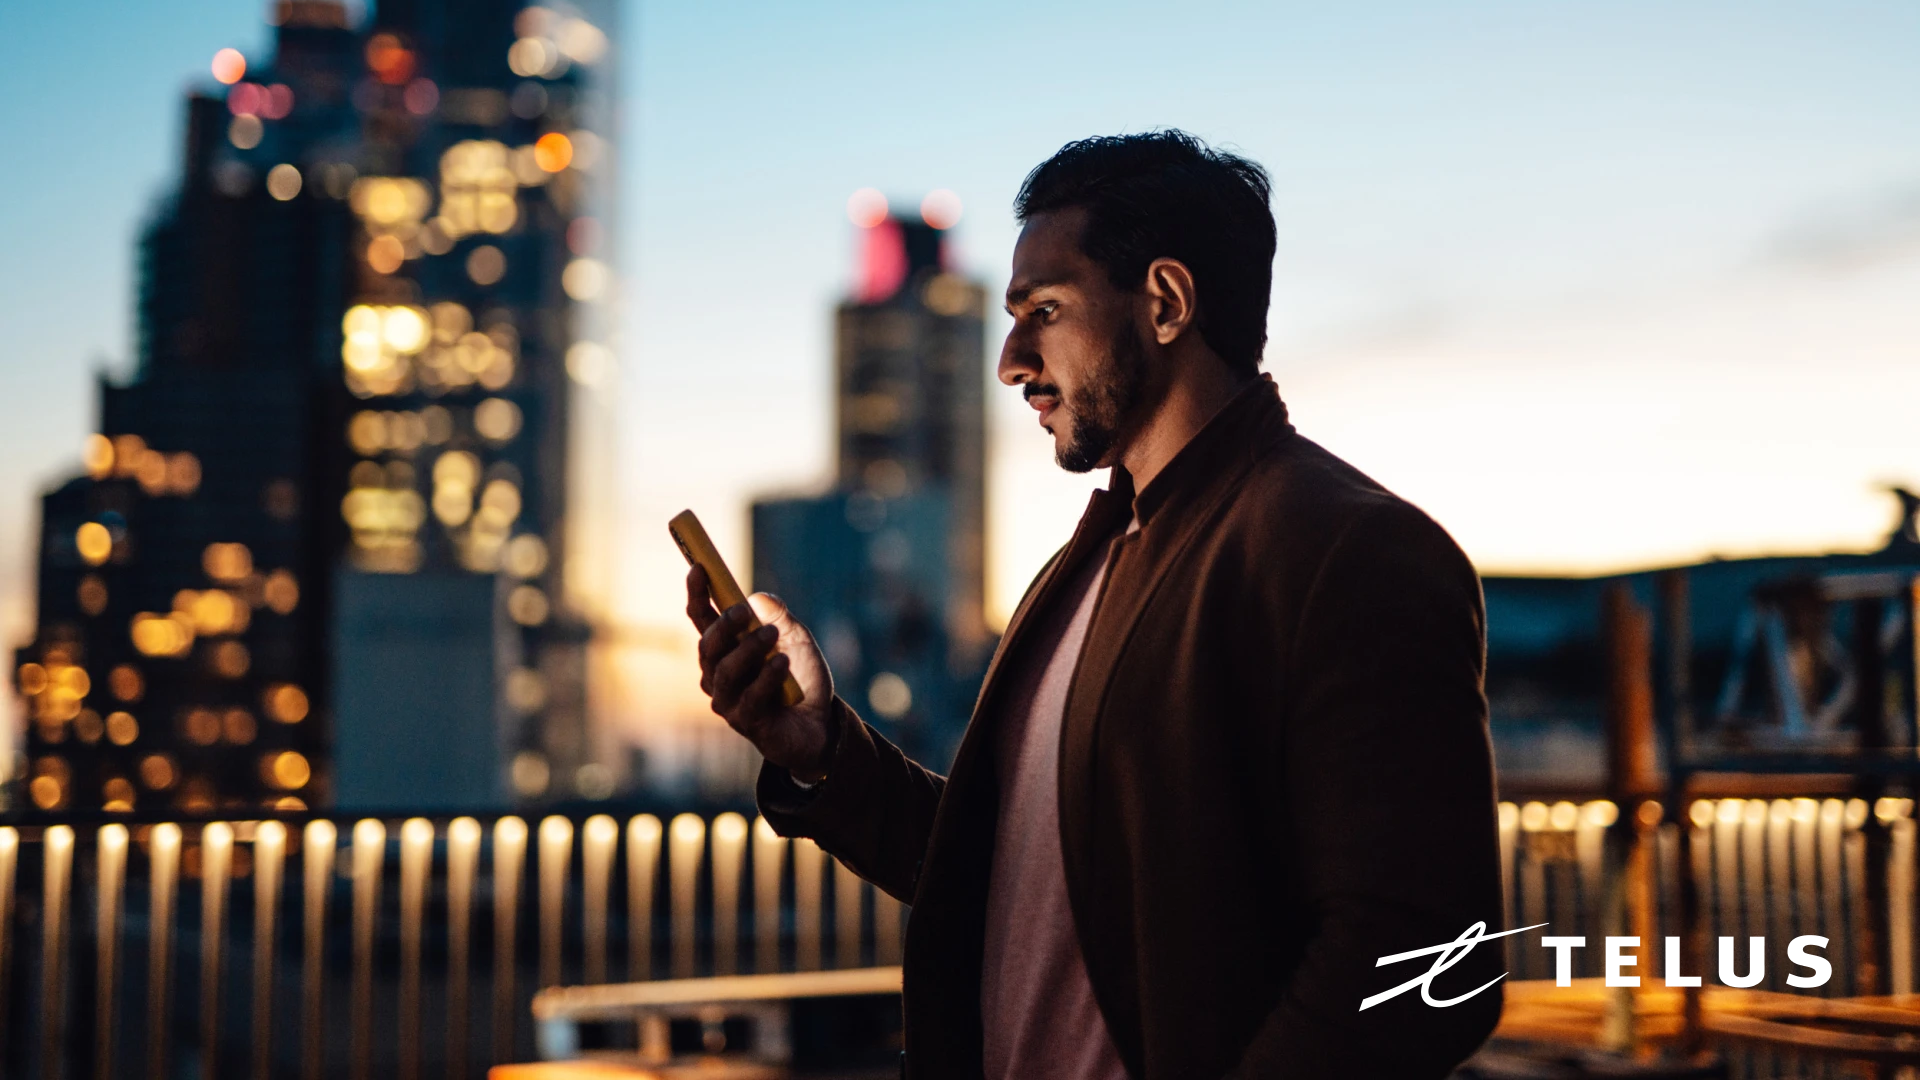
[1003,279,1065,310]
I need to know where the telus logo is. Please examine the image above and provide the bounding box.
[1360,923,1835,1012]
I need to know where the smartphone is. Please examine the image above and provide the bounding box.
[669,509,805,707]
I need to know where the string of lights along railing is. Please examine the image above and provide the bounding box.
[0,811,906,1077]
[1495,796,1920,994]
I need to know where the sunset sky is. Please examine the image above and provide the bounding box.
[3,0,1917,737]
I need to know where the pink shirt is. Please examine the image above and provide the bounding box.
[980,545,1130,1080]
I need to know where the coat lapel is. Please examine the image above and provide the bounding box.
[1054,379,1297,1045]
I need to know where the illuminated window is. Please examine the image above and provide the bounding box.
[266,163,303,201]
[507,37,560,78]
[229,114,263,149]
[109,664,143,701]
[365,33,414,85]
[139,754,177,790]
[437,141,519,238]
[203,542,253,582]
[263,569,299,614]
[210,641,251,679]
[76,522,112,565]
[222,708,257,744]
[265,751,312,790]
[83,434,114,479]
[561,258,607,301]
[348,176,431,234]
[77,574,108,615]
[367,235,405,274]
[165,453,202,495]
[102,777,135,812]
[176,588,247,635]
[29,774,64,810]
[511,751,550,796]
[264,683,309,723]
[134,448,169,495]
[507,585,549,626]
[505,667,547,713]
[533,132,573,172]
[131,612,195,657]
[341,304,431,398]
[105,711,138,745]
[184,708,221,746]
[111,435,146,477]
[504,534,549,578]
[474,397,522,442]
[466,245,506,286]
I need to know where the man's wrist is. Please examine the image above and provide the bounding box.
[786,701,840,787]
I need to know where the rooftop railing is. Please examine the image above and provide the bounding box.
[0,809,904,1078]
[0,794,1910,1077]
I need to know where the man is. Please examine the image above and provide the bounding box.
[687,131,1505,1078]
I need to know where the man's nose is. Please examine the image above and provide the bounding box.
[998,332,1039,387]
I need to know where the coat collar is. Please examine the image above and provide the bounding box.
[1114,372,1293,529]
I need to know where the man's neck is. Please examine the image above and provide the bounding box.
[1118,354,1251,494]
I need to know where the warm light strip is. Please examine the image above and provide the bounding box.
[301,819,336,1080]
[752,817,786,975]
[492,816,528,1064]
[711,813,747,976]
[201,822,235,1077]
[793,837,825,972]
[398,818,433,1080]
[668,814,705,979]
[40,825,74,1074]
[581,815,617,985]
[96,823,129,1080]
[538,816,574,989]
[446,816,481,1080]
[350,819,386,1080]
[148,824,182,1072]
[626,815,661,982]
[252,820,287,1080]
[0,827,16,1054]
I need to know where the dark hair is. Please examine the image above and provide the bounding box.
[1014,130,1275,374]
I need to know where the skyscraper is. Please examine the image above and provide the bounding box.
[750,195,993,767]
[13,0,618,813]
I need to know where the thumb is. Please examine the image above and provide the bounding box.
[748,592,796,633]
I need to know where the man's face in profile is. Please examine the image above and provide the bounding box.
[999,208,1150,473]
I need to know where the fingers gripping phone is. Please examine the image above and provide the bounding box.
[670,510,806,707]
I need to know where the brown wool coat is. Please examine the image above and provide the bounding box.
[758,376,1506,1079]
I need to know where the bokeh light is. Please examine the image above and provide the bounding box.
[211,48,246,85]
[266,163,302,201]
[846,187,888,228]
[920,189,962,229]
[466,245,506,285]
[533,132,573,173]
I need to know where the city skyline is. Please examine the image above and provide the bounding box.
[3,1,1919,747]
[10,0,621,810]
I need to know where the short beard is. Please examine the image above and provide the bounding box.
[1055,324,1149,473]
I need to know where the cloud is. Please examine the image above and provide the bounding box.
[1768,183,1920,272]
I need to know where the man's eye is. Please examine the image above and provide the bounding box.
[1036,303,1057,320]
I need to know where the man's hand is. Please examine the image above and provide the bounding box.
[685,565,837,783]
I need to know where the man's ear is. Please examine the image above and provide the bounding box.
[1143,257,1199,346]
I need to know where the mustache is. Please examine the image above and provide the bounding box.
[1023,383,1062,402]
